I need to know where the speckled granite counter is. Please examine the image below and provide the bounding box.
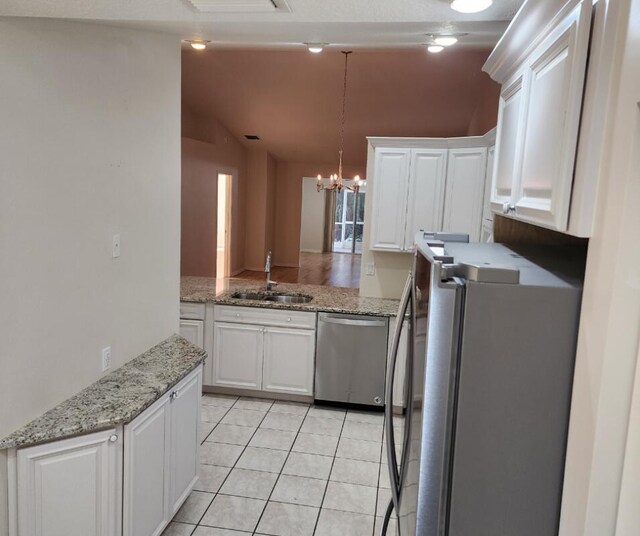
[181,277,401,317]
[0,335,206,450]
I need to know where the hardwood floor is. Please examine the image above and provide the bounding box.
[236,252,361,288]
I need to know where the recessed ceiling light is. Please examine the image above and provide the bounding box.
[450,0,492,13]
[306,43,326,53]
[186,39,210,50]
[427,45,445,54]
[434,35,459,47]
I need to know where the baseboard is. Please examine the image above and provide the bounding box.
[202,385,313,404]
[300,249,322,253]
[275,262,301,268]
[229,268,243,277]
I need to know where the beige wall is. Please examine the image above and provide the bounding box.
[466,73,501,136]
[244,149,278,270]
[273,162,363,267]
[0,18,181,443]
[181,109,247,276]
[300,177,326,252]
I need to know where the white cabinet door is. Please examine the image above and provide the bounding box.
[491,71,529,216]
[443,148,487,242]
[17,429,122,536]
[404,149,447,250]
[515,2,591,231]
[262,327,315,395]
[213,322,263,390]
[123,396,171,536]
[179,319,204,348]
[370,148,411,251]
[168,367,202,516]
[482,145,495,223]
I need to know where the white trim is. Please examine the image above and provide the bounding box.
[483,0,584,83]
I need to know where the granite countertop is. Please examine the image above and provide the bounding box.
[0,334,206,450]
[181,277,401,318]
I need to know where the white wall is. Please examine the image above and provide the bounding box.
[559,0,640,534]
[300,177,326,252]
[0,19,181,441]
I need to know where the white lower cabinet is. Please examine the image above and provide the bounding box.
[262,327,315,395]
[212,306,316,396]
[213,322,263,390]
[16,429,122,536]
[13,365,203,536]
[123,366,202,536]
[179,319,204,349]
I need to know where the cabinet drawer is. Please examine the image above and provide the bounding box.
[214,305,316,330]
[180,302,205,320]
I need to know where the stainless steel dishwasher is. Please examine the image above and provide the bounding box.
[315,312,389,407]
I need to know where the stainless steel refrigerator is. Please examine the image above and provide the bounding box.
[383,232,585,536]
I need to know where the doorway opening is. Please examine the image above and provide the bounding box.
[216,173,232,278]
[333,187,365,254]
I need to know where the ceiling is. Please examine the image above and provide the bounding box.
[0,0,524,48]
[183,47,499,164]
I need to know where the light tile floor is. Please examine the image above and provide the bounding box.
[163,394,403,536]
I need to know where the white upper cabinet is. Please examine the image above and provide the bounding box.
[404,149,448,250]
[369,148,411,251]
[491,72,528,215]
[368,136,494,250]
[442,148,487,242]
[484,0,593,234]
[483,145,496,223]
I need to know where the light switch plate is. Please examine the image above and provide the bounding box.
[366,262,375,276]
[102,347,112,371]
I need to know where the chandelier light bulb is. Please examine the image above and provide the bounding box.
[450,0,493,13]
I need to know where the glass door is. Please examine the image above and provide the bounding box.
[333,188,365,254]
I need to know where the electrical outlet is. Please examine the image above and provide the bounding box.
[112,234,121,258]
[102,347,112,371]
[366,262,376,276]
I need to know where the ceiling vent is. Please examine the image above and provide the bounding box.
[244,134,261,140]
[186,0,290,13]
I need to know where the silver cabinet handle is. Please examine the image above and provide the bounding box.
[109,434,118,443]
[321,316,386,327]
[170,391,178,400]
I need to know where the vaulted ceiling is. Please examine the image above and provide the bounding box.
[182,47,499,164]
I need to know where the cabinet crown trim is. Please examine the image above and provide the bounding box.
[483,0,585,83]
[367,130,496,150]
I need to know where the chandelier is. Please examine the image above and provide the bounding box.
[317,51,361,194]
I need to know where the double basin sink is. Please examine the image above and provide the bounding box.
[231,291,313,305]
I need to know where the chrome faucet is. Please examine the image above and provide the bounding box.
[265,251,278,291]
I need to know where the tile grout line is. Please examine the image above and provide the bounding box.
[250,402,313,536]
[195,396,275,531]
[311,410,348,536]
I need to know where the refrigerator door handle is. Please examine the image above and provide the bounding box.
[384,273,413,511]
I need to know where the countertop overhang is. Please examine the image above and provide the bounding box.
[0,334,206,450]
[181,277,400,318]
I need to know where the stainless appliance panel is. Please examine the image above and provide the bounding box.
[447,280,582,536]
[315,313,389,406]
[398,250,463,536]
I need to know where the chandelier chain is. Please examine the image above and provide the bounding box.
[338,51,352,180]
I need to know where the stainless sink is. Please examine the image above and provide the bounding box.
[231,291,313,304]
[231,291,268,300]
[264,295,313,304]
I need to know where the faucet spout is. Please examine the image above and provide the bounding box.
[265,251,277,291]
